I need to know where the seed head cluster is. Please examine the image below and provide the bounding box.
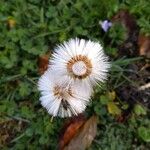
[38,38,110,118]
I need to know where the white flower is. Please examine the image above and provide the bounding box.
[38,69,92,118]
[50,38,110,87]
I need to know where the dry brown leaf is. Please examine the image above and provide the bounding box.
[138,34,150,58]
[38,52,51,74]
[111,9,137,34]
[64,115,98,150]
[112,9,139,57]
[59,114,86,150]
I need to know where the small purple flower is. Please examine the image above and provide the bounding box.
[100,20,112,32]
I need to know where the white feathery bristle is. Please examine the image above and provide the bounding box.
[50,38,110,87]
[38,69,92,118]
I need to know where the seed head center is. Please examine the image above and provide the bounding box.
[67,55,92,79]
[72,61,87,76]
[53,85,72,99]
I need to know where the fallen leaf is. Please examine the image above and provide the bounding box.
[138,34,150,58]
[107,102,121,116]
[59,114,86,150]
[64,115,98,150]
[111,9,137,34]
[107,91,116,101]
[112,9,139,57]
[7,18,16,29]
[38,52,51,74]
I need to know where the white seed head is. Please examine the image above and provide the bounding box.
[38,69,92,118]
[50,38,110,87]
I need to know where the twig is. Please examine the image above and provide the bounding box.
[138,83,150,91]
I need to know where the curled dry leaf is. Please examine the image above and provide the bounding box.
[38,52,51,74]
[64,115,98,150]
[59,114,86,150]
